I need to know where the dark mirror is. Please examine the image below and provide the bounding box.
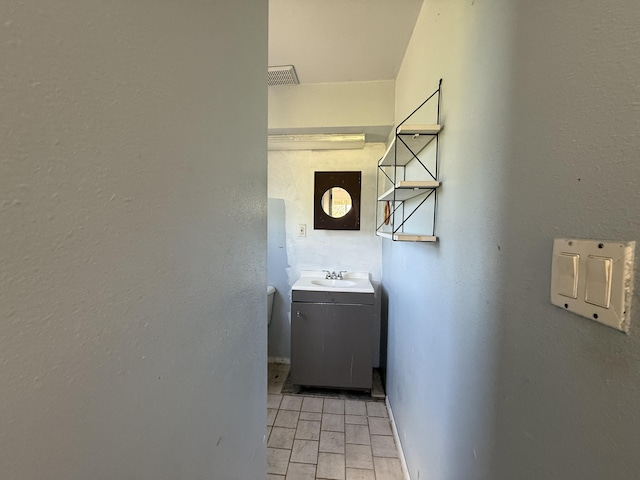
[314,171,361,230]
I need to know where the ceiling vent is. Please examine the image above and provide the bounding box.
[268,65,299,86]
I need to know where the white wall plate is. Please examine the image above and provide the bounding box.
[551,238,636,333]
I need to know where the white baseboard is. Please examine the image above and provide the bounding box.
[386,396,411,480]
[268,356,290,365]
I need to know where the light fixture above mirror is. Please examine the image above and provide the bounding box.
[267,133,365,151]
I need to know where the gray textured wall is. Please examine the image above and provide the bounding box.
[0,2,267,479]
[384,1,640,479]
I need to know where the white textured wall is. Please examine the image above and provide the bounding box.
[267,145,384,358]
[384,1,640,480]
[0,2,267,479]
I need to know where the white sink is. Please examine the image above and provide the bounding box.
[293,271,374,294]
[311,279,357,288]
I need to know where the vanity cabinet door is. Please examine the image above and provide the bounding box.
[291,302,373,390]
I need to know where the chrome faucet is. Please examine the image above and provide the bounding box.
[323,270,347,279]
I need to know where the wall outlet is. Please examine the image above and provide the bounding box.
[298,224,306,237]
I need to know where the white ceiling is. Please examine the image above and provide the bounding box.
[269,0,424,84]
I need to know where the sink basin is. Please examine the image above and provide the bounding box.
[292,271,374,293]
[311,279,357,288]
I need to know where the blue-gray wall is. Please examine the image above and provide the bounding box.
[384,1,640,479]
[0,2,267,478]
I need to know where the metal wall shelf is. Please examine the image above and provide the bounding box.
[377,181,440,202]
[377,231,437,242]
[376,79,443,243]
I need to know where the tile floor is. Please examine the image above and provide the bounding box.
[267,364,404,480]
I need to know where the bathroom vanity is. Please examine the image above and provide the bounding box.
[291,271,375,390]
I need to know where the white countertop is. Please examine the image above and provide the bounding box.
[292,270,374,294]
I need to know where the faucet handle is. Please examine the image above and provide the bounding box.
[338,270,347,279]
[322,270,332,279]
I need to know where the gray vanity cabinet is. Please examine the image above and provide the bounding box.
[291,290,374,390]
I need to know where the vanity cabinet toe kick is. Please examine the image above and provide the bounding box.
[291,290,374,391]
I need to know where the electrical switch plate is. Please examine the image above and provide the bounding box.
[298,224,306,237]
[551,238,636,333]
